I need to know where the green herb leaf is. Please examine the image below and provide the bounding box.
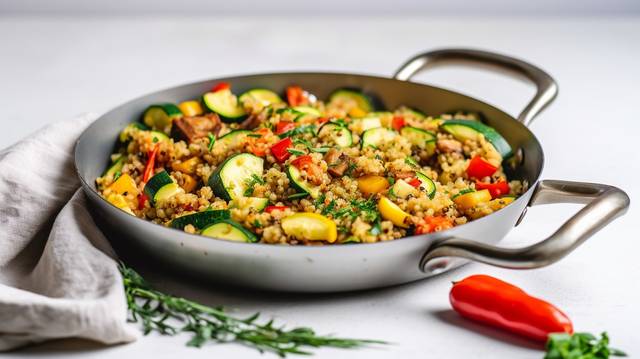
[279,125,316,139]
[120,263,385,356]
[207,132,215,151]
[243,174,265,197]
[451,188,475,200]
[287,148,307,156]
[252,219,262,228]
[404,156,419,168]
[113,171,122,181]
[545,332,626,359]
[247,133,263,138]
[309,147,330,153]
[287,192,309,200]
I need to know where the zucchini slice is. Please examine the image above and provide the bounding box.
[356,116,383,132]
[415,172,436,199]
[292,106,322,116]
[230,197,269,212]
[217,130,251,148]
[328,89,373,113]
[400,126,436,155]
[144,171,184,205]
[201,219,258,243]
[202,89,248,123]
[441,119,512,158]
[143,104,182,132]
[239,89,284,107]
[317,123,353,148]
[103,156,124,179]
[208,153,264,201]
[119,122,149,142]
[361,127,397,149]
[150,130,170,143]
[170,210,231,230]
[286,165,320,199]
[391,179,417,199]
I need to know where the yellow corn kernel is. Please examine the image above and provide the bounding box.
[454,189,492,210]
[358,175,390,197]
[178,100,204,117]
[378,196,411,228]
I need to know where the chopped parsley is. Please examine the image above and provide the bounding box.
[404,156,419,168]
[207,132,215,151]
[287,148,307,156]
[243,174,265,197]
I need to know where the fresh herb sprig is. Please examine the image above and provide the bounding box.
[120,263,384,357]
[545,332,626,359]
[243,174,265,196]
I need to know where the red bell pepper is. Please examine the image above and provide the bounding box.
[450,275,573,342]
[286,85,308,106]
[475,180,510,198]
[142,144,160,183]
[275,121,296,135]
[415,215,454,234]
[211,82,231,93]
[137,194,148,210]
[466,156,498,179]
[270,137,293,163]
[406,177,421,188]
[391,116,406,131]
[291,155,313,169]
[265,205,289,213]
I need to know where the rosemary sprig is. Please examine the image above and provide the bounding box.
[120,263,385,357]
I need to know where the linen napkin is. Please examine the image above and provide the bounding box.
[0,114,138,350]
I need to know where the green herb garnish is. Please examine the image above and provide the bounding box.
[309,147,330,153]
[120,263,384,356]
[207,132,215,151]
[252,219,262,228]
[287,148,307,156]
[404,156,419,168]
[247,133,263,138]
[451,188,475,200]
[279,125,316,139]
[545,332,626,359]
[113,171,122,181]
[321,200,336,215]
[287,192,309,200]
[243,174,265,196]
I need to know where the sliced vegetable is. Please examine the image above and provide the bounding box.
[400,127,437,155]
[378,196,411,228]
[144,171,184,205]
[317,123,353,148]
[391,179,417,199]
[142,144,160,183]
[231,197,269,212]
[286,86,308,106]
[281,213,337,243]
[211,82,231,93]
[357,175,389,197]
[415,215,453,234]
[103,156,124,179]
[286,165,320,198]
[466,156,498,179]
[171,157,201,175]
[180,174,198,193]
[106,193,134,215]
[476,180,510,198]
[450,275,573,342]
[265,205,289,213]
[202,89,247,123]
[441,119,512,158]
[270,137,293,163]
[178,101,204,117]
[208,153,264,201]
[201,219,258,243]
[328,89,373,114]
[357,116,382,132]
[217,130,251,148]
[143,104,182,132]
[119,122,149,142]
[361,127,397,149]
[108,173,139,197]
[391,116,405,131]
[453,189,492,209]
[239,88,284,106]
[488,196,515,211]
[170,210,231,230]
[415,172,436,199]
[275,121,296,135]
[292,106,321,116]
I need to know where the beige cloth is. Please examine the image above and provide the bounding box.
[0,114,138,350]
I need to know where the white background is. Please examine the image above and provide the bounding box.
[1,8,640,359]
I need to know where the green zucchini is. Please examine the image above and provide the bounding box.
[361,127,397,149]
[144,171,183,205]
[119,122,149,142]
[170,210,231,230]
[239,89,283,106]
[230,197,269,212]
[150,130,170,143]
[400,126,436,155]
[356,116,383,132]
[103,156,124,178]
[286,165,320,199]
[292,106,322,116]
[317,123,353,148]
[415,172,436,199]
[441,119,512,158]
[201,219,258,243]
[400,107,426,119]
[328,89,373,113]
[202,89,247,123]
[392,179,417,199]
[143,104,182,132]
[217,130,251,148]
[208,153,264,201]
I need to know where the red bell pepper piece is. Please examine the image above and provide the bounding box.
[270,137,293,163]
[137,194,148,210]
[142,144,160,183]
[475,180,510,198]
[450,275,573,342]
[406,177,421,188]
[415,215,454,234]
[286,85,308,106]
[291,155,313,169]
[316,117,329,125]
[211,82,231,93]
[275,121,296,135]
[265,205,289,213]
[466,156,498,179]
[391,116,406,131]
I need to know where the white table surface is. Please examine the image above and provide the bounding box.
[2,15,639,359]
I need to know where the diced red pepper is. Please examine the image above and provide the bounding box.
[407,177,421,188]
[265,205,289,213]
[416,215,454,234]
[137,194,148,210]
[466,156,498,179]
[291,155,313,169]
[142,144,160,183]
[391,116,406,131]
[211,82,231,93]
[286,85,308,106]
[270,137,293,163]
[316,117,330,125]
[475,180,510,199]
[275,121,296,135]
[247,128,270,157]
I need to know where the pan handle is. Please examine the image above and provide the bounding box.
[419,180,629,273]
[393,48,558,127]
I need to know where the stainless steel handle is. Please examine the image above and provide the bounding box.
[420,180,630,272]
[394,48,558,127]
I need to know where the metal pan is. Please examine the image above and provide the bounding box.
[75,49,630,292]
